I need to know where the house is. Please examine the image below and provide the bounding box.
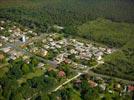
[50,42,56,46]
[42,39,46,43]
[58,71,66,77]
[48,38,53,42]
[0,43,2,47]
[58,40,64,45]
[37,62,45,68]
[106,48,112,54]
[48,67,54,72]
[10,56,16,60]
[75,79,82,83]
[1,21,5,24]
[21,35,26,43]
[88,80,98,88]
[55,54,65,64]
[97,56,102,61]
[8,29,13,33]
[108,90,114,94]
[23,55,29,60]
[1,47,11,53]
[64,59,71,64]
[53,25,64,30]
[43,45,50,49]
[0,27,4,30]
[55,44,61,48]
[70,49,77,54]
[0,36,8,41]
[128,85,134,92]
[28,30,33,33]
[99,47,106,52]
[99,84,106,91]
[41,49,48,57]
[31,47,38,53]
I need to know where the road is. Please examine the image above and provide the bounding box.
[88,71,134,84]
[4,42,58,67]
[52,59,134,92]
[3,36,134,93]
[53,72,82,92]
[52,61,104,92]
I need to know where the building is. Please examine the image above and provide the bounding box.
[53,25,64,30]
[128,85,134,92]
[0,27,4,30]
[58,71,66,77]
[0,43,2,47]
[41,49,48,57]
[88,80,98,88]
[22,35,26,43]
[1,47,11,53]
[37,63,45,68]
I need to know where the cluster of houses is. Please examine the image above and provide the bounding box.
[26,34,114,67]
[29,47,48,57]
[75,76,134,95]
[0,46,24,60]
[0,20,37,44]
[0,20,133,98]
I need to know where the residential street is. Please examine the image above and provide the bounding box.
[3,36,134,95]
[52,61,104,92]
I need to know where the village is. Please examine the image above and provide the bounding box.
[0,20,134,98]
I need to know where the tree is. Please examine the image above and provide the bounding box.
[22,64,30,74]
[63,26,77,35]
[31,57,38,67]
[41,93,50,100]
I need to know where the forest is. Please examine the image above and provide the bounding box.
[0,0,134,32]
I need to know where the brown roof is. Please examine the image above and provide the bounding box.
[88,80,97,88]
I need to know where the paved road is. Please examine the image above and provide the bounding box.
[53,72,82,92]
[52,59,134,92]
[88,71,134,84]
[3,36,134,93]
[52,61,104,92]
[5,42,58,67]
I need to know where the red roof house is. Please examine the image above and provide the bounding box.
[58,71,66,77]
[128,85,134,92]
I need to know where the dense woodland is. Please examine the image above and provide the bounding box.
[0,0,134,32]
